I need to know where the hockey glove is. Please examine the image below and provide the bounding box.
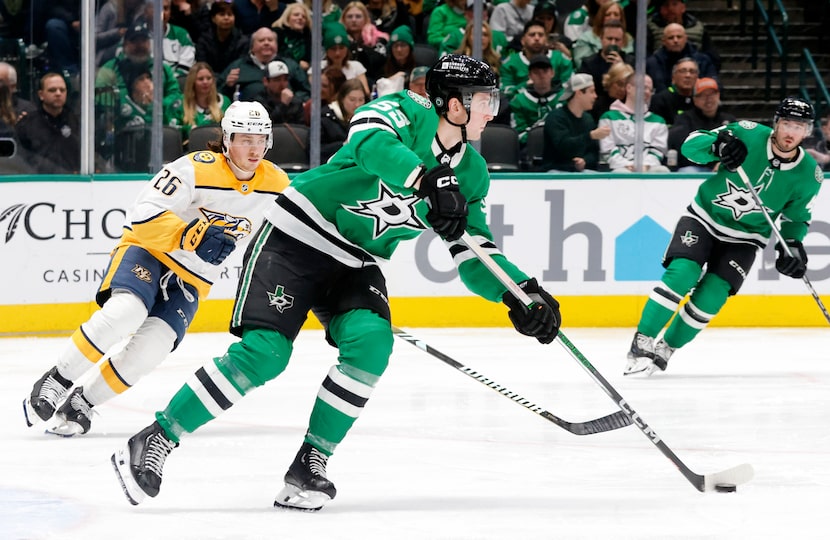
[416,164,468,242]
[712,130,748,172]
[775,239,808,278]
[181,218,236,265]
[502,278,561,344]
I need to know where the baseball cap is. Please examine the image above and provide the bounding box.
[560,73,595,101]
[266,60,289,79]
[693,77,719,96]
[528,55,552,71]
[410,66,429,83]
[124,22,151,42]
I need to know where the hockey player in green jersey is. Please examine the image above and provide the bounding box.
[625,97,823,377]
[112,55,561,510]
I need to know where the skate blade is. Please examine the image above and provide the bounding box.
[274,484,331,512]
[111,447,146,506]
[44,419,85,438]
[23,398,43,427]
[623,356,657,377]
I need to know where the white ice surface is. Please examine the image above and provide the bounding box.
[1,327,828,539]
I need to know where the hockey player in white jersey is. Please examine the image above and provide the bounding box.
[22,101,290,436]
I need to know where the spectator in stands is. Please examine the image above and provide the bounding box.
[0,80,17,138]
[578,20,634,112]
[594,60,633,122]
[0,62,35,117]
[668,77,736,172]
[646,23,716,93]
[542,73,610,172]
[649,57,698,126]
[454,22,503,76]
[234,0,286,35]
[805,114,830,171]
[15,72,80,174]
[302,0,341,26]
[408,65,428,97]
[572,1,634,69]
[563,0,612,44]
[341,1,389,87]
[302,66,345,125]
[501,19,573,99]
[427,0,467,50]
[510,55,563,145]
[169,0,203,43]
[375,25,416,96]
[599,73,670,173]
[218,27,310,102]
[490,0,535,42]
[256,60,304,123]
[317,23,370,96]
[147,0,197,79]
[196,0,250,76]
[96,0,147,67]
[116,67,183,131]
[181,62,231,139]
[272,2,312,71]
[43,0,81,75]
[364,0,411,36]
[320,78,367,162]
[440,1,508,60]
[647,0,719,69]
[95,22,184,129]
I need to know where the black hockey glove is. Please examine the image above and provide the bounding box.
[181,218,236,265]
[712,130,748,172]
[502,278,561,344]
[416,164,468,242]
[775,239,807,278]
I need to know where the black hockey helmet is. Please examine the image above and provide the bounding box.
[774,97,815,125]
[425,54,499,118]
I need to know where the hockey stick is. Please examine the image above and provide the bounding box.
[458,231,754,492]
[392,325,632,435]
[735,165,830,324]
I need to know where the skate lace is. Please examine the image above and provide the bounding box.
[633,332,654,355]
[39,375,69,408]
[69,391,93,420]
[145,433,177,477]
[307,448,328,478]
[654,340,675,361]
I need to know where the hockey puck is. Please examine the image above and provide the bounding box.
[714,483,737,493]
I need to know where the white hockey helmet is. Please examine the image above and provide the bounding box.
[221,101,273,152]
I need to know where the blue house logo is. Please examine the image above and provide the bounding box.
[615,216,671,281]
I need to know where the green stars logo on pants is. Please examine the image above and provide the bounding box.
[268,285,295,313]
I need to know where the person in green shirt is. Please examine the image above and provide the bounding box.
[626,97,823,377]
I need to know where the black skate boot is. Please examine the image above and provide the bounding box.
[48,386,94,437]
[274,442,337,511]
[23,366,73,427]
[624,332,657,376]
[653,339,675,372]
[111,421,179,505]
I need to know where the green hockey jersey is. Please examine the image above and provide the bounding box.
[681,120,823,247]
[262,89,530,302]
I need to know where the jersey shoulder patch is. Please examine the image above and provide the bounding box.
[192,151,217,164]
[738,120,758,130]
[816,164,824,184]
[407,90,432,109]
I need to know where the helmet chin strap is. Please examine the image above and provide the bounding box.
[444,108,471,143]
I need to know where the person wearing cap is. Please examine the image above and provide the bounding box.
[510,54,564,145]
[667,77,736,172]
[490,0,534,41]
[256,60,305,124]
[542,73,610,172]
[501,19,573,99]
[598,72,670,173]
[649,57,699,126]
[195,0,250,76]
[218,27,310,103]
[95,0,147,67]
[317,22,371,96]
[374,25,417,97]
[408,65,428,97]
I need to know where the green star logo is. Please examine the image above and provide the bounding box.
[267,285,294,313]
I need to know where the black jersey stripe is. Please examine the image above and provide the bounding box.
[322,376,369,408]
[195,367,233,410]
[683,302,711,325]
[654,286,683,305]
[104,359,132,388]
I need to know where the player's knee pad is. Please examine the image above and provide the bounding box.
[78,290,149,353]
[661,258,704,298]
[329,309,393,379]
[688,273,730,316]
[219,327,293,390]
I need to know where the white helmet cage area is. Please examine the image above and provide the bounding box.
[221,101,274,153]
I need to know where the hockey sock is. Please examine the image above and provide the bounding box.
[663,272,730,349]
[157,327,292,441]
[305,309,393,455]
[637,258,702,337]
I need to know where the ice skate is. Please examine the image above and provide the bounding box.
[23,366,73,427]
[274,442,337,511]
[47,387,94,437]
[111,421,178,505]
[624,332,658,376]
[652,339,675,372]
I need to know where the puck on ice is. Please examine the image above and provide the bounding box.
[714,483,736,493]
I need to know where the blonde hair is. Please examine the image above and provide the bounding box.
[273,2,311,30]
[602,61,633,91]
[182,62,222,126]
[456,22,501,75]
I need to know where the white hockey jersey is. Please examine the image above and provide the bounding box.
[598,100,669,171]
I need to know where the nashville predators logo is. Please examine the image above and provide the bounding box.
[131,264,152,283]
[344,181,426,238]
[193,152,215,163]
[200,208,252,240]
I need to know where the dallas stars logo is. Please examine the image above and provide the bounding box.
[268,285,294,313]
[344,182,426,238]
[680,230,698,247]
[713,179,763,220]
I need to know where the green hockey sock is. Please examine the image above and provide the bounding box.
[638,258,702,337]
[663,272,730,349]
